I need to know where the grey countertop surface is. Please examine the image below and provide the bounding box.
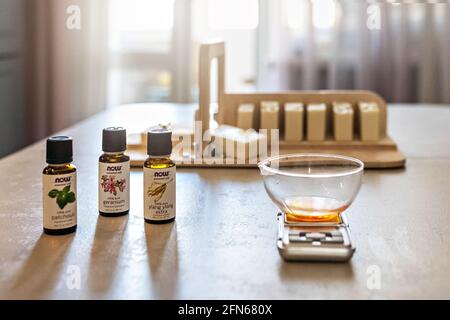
[0,103,449,299]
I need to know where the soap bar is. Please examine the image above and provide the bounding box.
[307,103,327,141]
[260,101,280,130]
[359,102,380,141]
[284,103,304,141]
[225,129,267,163]
[210,125,266,162]
[237,104,255,130]
[209,125,241,158]
[333,102,354,141]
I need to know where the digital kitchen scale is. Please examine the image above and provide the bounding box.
[277,212,355,262]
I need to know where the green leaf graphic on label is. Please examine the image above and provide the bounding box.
[66,192,76,203]
[48,189,59,198]
[56,194,67,209]
[49,184,75,209]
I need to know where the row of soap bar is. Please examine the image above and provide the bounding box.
[237,101,381,142]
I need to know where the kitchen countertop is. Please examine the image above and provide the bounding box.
[0,103,449,299]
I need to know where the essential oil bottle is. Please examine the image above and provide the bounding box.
[99,127,130,217]
[143,129,176,224]
[42,136,77,235]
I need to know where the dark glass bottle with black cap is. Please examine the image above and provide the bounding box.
[42,136,77,235]
[99,127,130,217]
[143,129,176,224]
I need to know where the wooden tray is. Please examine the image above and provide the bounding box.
[128,136,405,169]
[128,41,405,169]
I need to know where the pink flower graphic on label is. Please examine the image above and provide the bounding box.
[101,175,126,196]
[118,178,126,192]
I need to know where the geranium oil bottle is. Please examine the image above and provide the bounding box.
[42,136,77,235]
[99,127,130,217]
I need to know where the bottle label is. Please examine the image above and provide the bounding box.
[99,161,130,214]
[144,166,176,221]
[43,172,77,230]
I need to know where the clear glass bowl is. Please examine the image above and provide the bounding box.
[258,153,364,222]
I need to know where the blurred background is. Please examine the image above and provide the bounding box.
[0,0,449,158]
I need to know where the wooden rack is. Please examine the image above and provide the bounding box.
[129,41,405,169]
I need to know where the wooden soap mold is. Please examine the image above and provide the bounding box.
[129,41,405,169]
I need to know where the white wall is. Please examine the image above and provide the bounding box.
[0,0,25,158]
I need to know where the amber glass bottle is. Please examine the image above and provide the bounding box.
[42,136,77,235]
[98,127,130,217]
[143,129,176,224]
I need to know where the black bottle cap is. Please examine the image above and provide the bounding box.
[147,129,172,156]
[46,136,73,164]
[102,127,127,152]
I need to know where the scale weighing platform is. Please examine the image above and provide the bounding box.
[277,212,355,262]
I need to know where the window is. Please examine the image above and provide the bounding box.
[107,0,189,106]
[192,0,258,94]
[312,0,337,30]
[207,0,258,30]
[109,0,175,53]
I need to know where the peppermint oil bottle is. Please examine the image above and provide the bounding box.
[42,136,77,235]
